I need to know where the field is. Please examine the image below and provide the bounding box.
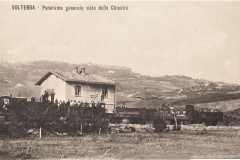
[0,126,240,159]
[195,99,240,112]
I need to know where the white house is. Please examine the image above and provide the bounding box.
[35,67,116,113]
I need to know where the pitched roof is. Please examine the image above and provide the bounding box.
[35,70,115,86]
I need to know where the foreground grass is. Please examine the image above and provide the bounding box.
[0,128,240,159]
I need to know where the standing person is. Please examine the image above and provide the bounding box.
[67,100,72,118]
[92,101,95,108]
[77,101,81,107]
[43,91,49,102]
[101,94,104,102]
[170,106,178,130]
[62,101,67,118]
[70,100,74,107]
[170,107,175,115]
[58,100,62,108]
[67,99,70,106]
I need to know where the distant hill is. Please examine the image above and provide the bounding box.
[0,60,240,108]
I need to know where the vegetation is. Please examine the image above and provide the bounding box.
[0,128,239,159]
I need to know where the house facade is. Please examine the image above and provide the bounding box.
[35,67,116,113]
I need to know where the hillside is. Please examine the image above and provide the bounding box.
[0,60,240,108]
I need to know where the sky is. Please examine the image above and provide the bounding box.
[0,1,240,84]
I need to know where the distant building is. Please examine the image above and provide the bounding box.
[35,67,116,113]
[107,70,115,74]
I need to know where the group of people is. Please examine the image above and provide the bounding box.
[54,99,105,109]
[41,99,106,122]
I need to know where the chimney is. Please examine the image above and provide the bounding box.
[72,67,79,74]
[80,68,86,75]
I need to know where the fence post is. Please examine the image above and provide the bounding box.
[39,127,42,139]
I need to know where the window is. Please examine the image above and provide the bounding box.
[75,86,81,96]
[102,87,108,98]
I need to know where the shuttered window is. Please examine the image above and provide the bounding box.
[102,87,108,98]
[75,86,81,96]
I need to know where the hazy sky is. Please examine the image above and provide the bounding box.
[0,1,240,84]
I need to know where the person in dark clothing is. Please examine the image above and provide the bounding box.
[92,101,95,108]
[66,99,70,106]
[122,103,126,113]
[43,91,49,102]
[101,94,104,102]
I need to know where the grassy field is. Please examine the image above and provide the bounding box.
[0,127,240,159]
[195,99,240,112]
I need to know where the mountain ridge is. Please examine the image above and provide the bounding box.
[0,60,240,108]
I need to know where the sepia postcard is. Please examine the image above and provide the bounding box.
[0,1,240,159]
